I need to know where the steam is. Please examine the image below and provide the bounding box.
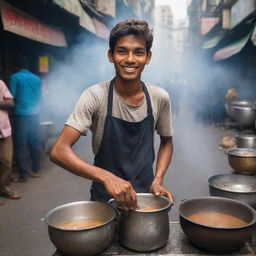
[41,34,114,132]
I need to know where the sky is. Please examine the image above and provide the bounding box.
[155,0,190,20]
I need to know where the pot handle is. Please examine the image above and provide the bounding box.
[108,198,121,215]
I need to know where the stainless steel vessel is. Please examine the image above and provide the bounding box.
[45,201,116,256]
[235,134,256,149]
[208,174,256,209]
[225,100,255,120]
[179,196,256,253]
[119,193,171,252]
[226,148,256,175]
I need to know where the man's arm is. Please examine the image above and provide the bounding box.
[0,98,14,110]
[150,136,174,205]
[50,125,136,210]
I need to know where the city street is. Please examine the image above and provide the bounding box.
[1,1,256,256]
[0,107,238,256]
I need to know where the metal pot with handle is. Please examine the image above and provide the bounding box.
[113,193,171,252]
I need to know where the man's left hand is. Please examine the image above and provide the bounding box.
[150,183,174,206]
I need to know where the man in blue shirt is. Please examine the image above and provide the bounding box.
[10,57,42,182]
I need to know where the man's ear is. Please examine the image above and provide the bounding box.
[146,51,152,64]
[108,49,114,63]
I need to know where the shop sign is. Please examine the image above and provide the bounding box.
[39,56,49,73]
[93,18,109,39]
[0,1,67,47]
[231,0,255,29]
[200,17,219,35]
[95,0,115,18]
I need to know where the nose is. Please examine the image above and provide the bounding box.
[126,52,135,63]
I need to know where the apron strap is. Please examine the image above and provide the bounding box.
[107,79,153,116]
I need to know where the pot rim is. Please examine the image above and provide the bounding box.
[134,193,171,212]
[208,174,256,194]
[226,148,256,157]
[179,196,256,230]
[45,201,116,232]
[235,134,256,139]
[114,193,171,213]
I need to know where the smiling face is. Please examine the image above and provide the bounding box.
[108,34,152,82]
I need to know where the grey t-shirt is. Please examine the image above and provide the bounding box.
[66,80,173,155]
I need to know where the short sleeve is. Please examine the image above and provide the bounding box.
[0,80,13,99]
[66,88,99,136]
[155,92,173,137]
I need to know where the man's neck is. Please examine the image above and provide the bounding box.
[113,76,144,106]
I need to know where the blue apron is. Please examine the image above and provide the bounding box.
[91,79,155,202]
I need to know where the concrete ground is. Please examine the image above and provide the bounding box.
[1,106,250,256]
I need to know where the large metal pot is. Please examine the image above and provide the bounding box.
[232,105,256,126]
[208,174,256,209]
[179,196,256,253]
[45,201,116,256]
[225,100,255,120]
[119,193,171,252]
[235,134,256,149]
[226,148,256,175]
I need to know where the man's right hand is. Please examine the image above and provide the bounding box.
[103,175,137,211]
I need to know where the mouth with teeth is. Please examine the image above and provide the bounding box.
[122,66,138,72]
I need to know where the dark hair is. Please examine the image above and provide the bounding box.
[109,19,153,53]
[14,56,29,69]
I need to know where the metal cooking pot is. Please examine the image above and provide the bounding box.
[45,201,116,256]
[235,134,256,149]
[225,100,255,120]
[179,196,256,253]
[232,105,256,126]
[118,193,171,252]
[208,174,256,209]
[226,148,256,175]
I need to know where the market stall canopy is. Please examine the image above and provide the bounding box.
[53,0,96,34]
[202,33,225,49]
[213,24,254,61]
[0,1,67,47]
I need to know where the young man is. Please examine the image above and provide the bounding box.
[10,57,42,182]
[50,19,174,210]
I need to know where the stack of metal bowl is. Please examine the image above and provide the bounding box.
[225,100,256,126]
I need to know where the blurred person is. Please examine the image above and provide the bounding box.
[0,79,21,199]
[10,57,42,182]
[50,19,174,211]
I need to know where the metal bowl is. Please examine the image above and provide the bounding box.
[226,148,256,175]
[235,134,256,149]
[208,174,256,209]
[45,201,116,256]
[232,105,256,126]
[179,196,256,253]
